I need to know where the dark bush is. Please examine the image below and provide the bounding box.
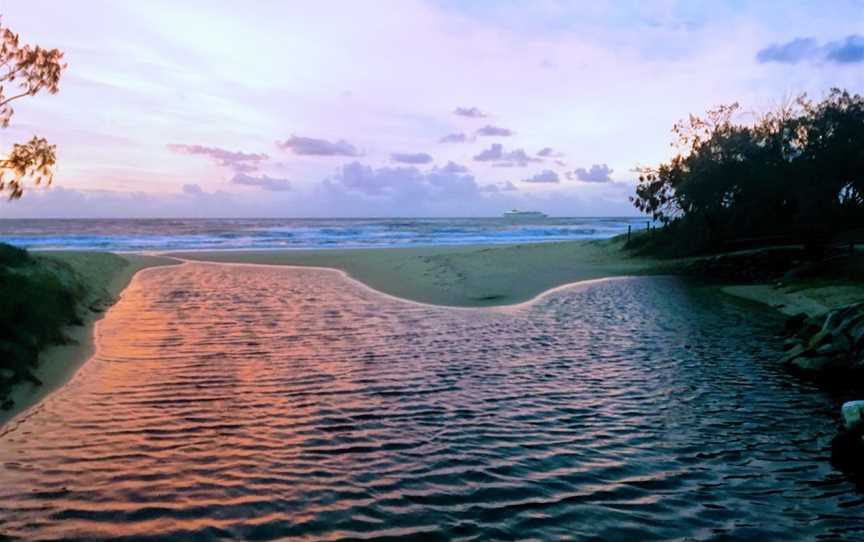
[0,244,83,385]
[0,243,31,267]
[631,89,864,256]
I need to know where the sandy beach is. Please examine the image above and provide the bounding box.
[170,237,667,307]
[0,253,177,427]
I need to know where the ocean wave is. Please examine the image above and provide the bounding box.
[0,217,648,251]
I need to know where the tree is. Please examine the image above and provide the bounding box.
[631,89,864,255]
[0,18,66,199]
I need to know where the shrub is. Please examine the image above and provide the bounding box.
[0,243,83,386]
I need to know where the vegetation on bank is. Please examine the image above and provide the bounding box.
[629,89,864,257]
[0,243,88,409]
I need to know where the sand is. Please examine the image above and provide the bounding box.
[173,239,864,316]
[170,237,666,308]
[0,253,178,427]
[722,283,864,317]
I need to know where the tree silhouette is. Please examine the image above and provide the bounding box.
[631,89,864,254]
[0,18,66,199]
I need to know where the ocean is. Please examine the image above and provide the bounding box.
[0,217,647,252]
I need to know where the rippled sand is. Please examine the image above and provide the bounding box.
[1,263,862,540]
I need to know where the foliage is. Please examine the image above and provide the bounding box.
[0,136,56,198]
[631,89,864,255]
[0,17,66,200]
[0,241,29,266]
[0,244,83,398]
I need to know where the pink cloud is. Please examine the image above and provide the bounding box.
[166,144,268,172]
[277,136,360,157]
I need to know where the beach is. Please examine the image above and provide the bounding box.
[6,238,864,427]
[2,2,860,537]
[2,238,662,425]
[171,237,667,307]
[173,239,864,313]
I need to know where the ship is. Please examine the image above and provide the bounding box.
[502,209,548,219]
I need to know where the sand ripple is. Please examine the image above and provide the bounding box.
[1,263,862,540]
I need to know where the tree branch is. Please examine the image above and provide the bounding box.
[0,90,33,108]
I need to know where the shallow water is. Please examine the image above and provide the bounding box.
[1,264,862,541]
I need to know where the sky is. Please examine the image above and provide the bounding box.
[1,0,862,218]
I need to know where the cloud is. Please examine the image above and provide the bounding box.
[166,144,268,172]
[573,164,613,183]
[473,143,507,161]
[390,152,434,164]
[476,125,514,137]
[537,147,563,157]
[473,143,541,166]
[522,170,560,183]
[0,186,247,219]
[277,135,360,156]
[480,181,519,192]
[756,37,819,63]
[182,183,205,196]
[1,180,638,220]
[453,106,487,118]
[231,172,292,191]
[756,34,864,64]
[498,149,537,165]
[438,132,468,143]
[440,161,469,174]
[327,162,416,196]
[325,160,479,200]
[826,35,864,63]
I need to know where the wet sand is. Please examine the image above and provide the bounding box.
[0,253,178,426]
[170,238,666,307]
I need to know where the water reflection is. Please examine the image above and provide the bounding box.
[0,263,861,540]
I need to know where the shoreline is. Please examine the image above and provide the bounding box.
[168,238,668,308]
[173,240,864,315]
[0,253,178,428]
[2,238,657,427]
[4,238,861,429]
